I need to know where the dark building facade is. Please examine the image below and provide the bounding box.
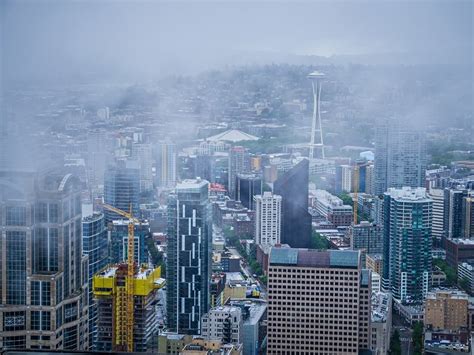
[236,173,262,210]
[167,179,211,335]
[103,160,140,223]
[443,188,468,239]
[273,159,312,248]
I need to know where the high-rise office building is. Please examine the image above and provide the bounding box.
[228,146,249,200]
[155,141,177,188]
[82,212,108,349]
[335,164,352,193]
[236,173,262,210]
[0,170,89,350]
[254,192,282,248]
[103,160,140,223]
[382,187,432,304]
[462,196,474,239]
[273,159,312,248]
[428,188,444,244]
[167,179,211,334]
[267,248,371,354]
[131,143,153,192]
[348,221,383,266]
[443,188,468,239]
[374,122,426,195]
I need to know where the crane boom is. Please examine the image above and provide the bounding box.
[101,203,137,352]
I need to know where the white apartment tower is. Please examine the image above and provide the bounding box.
[254,192,282,248]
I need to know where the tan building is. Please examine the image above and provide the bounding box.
[424,290,469,331]
[267,248,371,354]
[157,333,193,355]
[366,253,383,275]
[181,337,242,355]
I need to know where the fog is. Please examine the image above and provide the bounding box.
[1,0,472,85]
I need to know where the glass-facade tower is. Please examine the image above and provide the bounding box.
[166,179,211,335]
[0,170,89,350]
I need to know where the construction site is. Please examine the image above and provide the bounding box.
[93,263,165,352]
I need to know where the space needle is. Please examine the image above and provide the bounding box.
[307,71,325,159]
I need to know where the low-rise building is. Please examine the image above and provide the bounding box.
[312,189,353,227]
[181,337,243,355]
[445,239,474,268]
[371,292,392,355]
[201,306,243,345]
[228,300,267,355]
[424,290,469,331]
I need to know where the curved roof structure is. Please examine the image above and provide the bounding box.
[205,129,258,143]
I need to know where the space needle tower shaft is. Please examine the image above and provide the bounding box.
[308,71,325,159]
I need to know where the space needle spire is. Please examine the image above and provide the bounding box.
[308,71,325,159]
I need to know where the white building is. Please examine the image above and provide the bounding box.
[254,192,282,248]
[428,188,444,240]
[201,306,243,345]
[340,164,353,192]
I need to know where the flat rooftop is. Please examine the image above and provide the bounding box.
[269,248,360,269]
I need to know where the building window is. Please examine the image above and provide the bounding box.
[6,206,27,226]
[3,311,25,331]
[31,281,51,306]
[31,311,51,331]
[6,231,26,304]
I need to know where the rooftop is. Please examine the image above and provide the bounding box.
[205,129,259,143]
[269,248,360,269]
[386,187,431,202]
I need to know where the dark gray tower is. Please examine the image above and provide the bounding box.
[273,159,312,248]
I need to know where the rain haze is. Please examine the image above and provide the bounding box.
[0,2,473,353]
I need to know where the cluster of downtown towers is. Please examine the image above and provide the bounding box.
[0,119,434,350]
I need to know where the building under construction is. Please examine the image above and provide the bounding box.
[93,264,165,352]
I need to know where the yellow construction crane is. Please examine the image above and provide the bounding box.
[353,166,359,225]
[101,203,137,352]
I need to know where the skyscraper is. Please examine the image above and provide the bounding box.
[236,173,262,210]
[383,187,432,304]
[155,141,177,188]
[103,160,140,223]
[443,188,468,239]
[267,248,371,354]
[131,143,154,192]
[254,192,282,248]
[167,179,211,335]
[428,188,445,244]
[374,121,426,195]
[0,170,89,350]
[228,146,249,200]
[82,212,108,349]
[109,220,149,264]
[462,196,474,239]
[273,159,312,248]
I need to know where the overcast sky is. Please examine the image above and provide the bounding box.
[1,0,472,84]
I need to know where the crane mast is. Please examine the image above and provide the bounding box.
[101,203,137,352]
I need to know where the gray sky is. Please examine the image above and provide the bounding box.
[1,0,472,84]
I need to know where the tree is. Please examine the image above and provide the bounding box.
[389,329,402,355]
[310,231,330,250]
[433,259,457,286]
[412,322,424,355]
[338,192,354,207]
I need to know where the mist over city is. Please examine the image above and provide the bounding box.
[0,1,473,354]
